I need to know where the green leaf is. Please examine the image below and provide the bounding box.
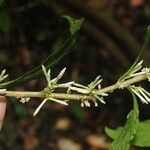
[109,92,139,150]
[118,25,150,82]
[0,16,83,88]
[105,127,122,140]
[63,16,84,35]
[105,120,150,148]
[133,120,150,147]
[0,11,11,32]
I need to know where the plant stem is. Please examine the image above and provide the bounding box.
[0,73,149,101]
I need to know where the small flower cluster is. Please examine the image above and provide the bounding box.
[119,60,150,82]
[129,85,150,104]
[34,66,108,116]
[68,76,108,107]
[20,97,30,103]
[42,65,74,94]
[126,60,143,79]
[33,65,74,116]
[141,68,150,81]
[119,60,150,104]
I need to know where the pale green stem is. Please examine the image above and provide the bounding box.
[0,73,149,101]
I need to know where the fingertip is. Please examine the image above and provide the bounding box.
[0,96,6,131]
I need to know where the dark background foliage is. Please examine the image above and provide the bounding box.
[0,0,150,149]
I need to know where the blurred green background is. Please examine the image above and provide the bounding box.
[0,0,150,150]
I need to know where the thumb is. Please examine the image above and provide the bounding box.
[0,96,6,130]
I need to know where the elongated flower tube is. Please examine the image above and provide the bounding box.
[33,99,47,116]
[120,60,143,82]
[129,86,150,104]
[129,67,150,78]
[33,97,68,116]
[0,69,8,83]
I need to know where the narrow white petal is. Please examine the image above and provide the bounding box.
[84,101,90,107]
[42,65,52,86]
[0,72,8,82]
[2,74,8,79]
[67,87,71,93]
[131,66,142,74]
[33,99,47,116]
[129,72,145,77]
[0,89,6,92]
[69,87,89,94]
[81,102,84,107]
[0,69,6,77]
[138,89,150,103]
[95,91,108,96]
[129,60,143,75]
[92,79,102,89]
[73,82,87,89]
[88,75,102,88]
[137,60,143,66]
[47,69,51,86]
[42,65,47,77]
[98,84,101,90]
[134,60,143,70]
[56,81,74,88]
[49,97,68,105]
[94,95,106,104]
[94,101,98,107]
[50,77,57,83]
[92,76,101,85]
[140,88,150,97]
[131,88,148,104]
[56,68,66,81]
[20,97,30,103]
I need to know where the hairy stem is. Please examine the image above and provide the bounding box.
[0,73,149,101]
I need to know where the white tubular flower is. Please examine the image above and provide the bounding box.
[48,97,68,105]
[33,97,68,116]
[69,76,108,107]
[119,60,143,82]
[33,98,48,116]
[52,68,66,84]
[33,66,75,116]
[20,97,30,103]
[130,85,150,104]
[120,60,150,81]
[125,60,143,79]
[42,65,74,93]
[54,81,74,88]
[94,101,98,107]
[68,85,89,94]
[88,75,102,91]
[33,66,74,116]
[129,67,150,78]
[0,89,6,92]
[0,69,8,82]
[131,60,143,73]
[80,100,90,107]
[142,68,150,82]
